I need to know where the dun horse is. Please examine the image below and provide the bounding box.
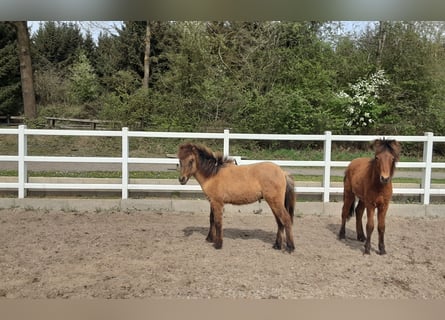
[339,139,401,255]
[177,143,296,252]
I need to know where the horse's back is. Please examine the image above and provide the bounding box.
[344,158,372,195]
[248,161,286,181]
[345,157,372,179]
[206,161,286,205]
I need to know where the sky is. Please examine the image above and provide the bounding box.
[27,21,370,43]
[28,21,123,42]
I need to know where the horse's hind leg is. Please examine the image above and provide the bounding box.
[269,202,294,252]
[339,190,354,239]
[355,200,366,242]
[283,214,295,252]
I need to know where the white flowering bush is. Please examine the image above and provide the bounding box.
[336,69,390,132]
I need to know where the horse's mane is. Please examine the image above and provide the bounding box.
[371,138,401,177]
[178,143,236,178]
[372,138,401,162]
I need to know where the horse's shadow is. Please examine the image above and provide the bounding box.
[326,223,371,254]
[183,226,275,245]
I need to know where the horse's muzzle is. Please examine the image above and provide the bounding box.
[380,176,391,184]
[179,176,189,185]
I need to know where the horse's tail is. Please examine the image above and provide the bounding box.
[343,174,356,220]
[284,174,296,223]
[347,199,356,220]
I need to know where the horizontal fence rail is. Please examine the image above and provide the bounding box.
[0,125,444,205]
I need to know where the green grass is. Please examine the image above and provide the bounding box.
[0,170,180,179]
[0,132,439,162]
[291,174,435,185]
[2,133,445,185]
[1,170,443,185]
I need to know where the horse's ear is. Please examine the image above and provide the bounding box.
[390,140,401,159]
[391,140,401,151]
[370,139,380,151]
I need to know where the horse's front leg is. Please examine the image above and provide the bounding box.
[364,205,376,254]
[206,207,215,243]
[210,202,224,249]
[377,204,389,255]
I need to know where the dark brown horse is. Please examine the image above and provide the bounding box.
[339,139,401,255]
[178,143,296,252]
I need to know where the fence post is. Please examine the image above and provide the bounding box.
[421,132,433,205]
[323,131,332,203]
[121,127,129,199]
[223,129,230,157]
[18,125,27,198]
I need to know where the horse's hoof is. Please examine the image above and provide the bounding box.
[379,248,387,255]
[286,244,295,253]
[338,232,345,240]
[205,236,213,243]
[214,242,223,249]
[273,243,282,250]
[364,246,371,255]
[357,235,366,242]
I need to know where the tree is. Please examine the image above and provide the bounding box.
[95,32,120,79]
[376,22,440,134]
[142,23,151,89]
[336,69,390,134]
[115,21,147,79]
[0,22,21,116]
[24,20,445,135]
[68,51,100,104]
[333,21,445,135]
[32,22,99,108]
[14,21,37,119]
[32,21,84,70]
[98,21,158,89]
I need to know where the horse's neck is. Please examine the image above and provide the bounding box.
[193,169,211,187]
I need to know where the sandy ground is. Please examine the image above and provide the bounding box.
[0,206,444,299]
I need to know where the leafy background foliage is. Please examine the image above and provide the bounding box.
[2,21,445,137]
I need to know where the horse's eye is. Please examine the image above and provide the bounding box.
[375,156,379,161]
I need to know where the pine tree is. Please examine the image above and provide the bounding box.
[68,51,99,104]
[0,22,22,116]
[32,21,84,70]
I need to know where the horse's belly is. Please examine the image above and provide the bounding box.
[221,189,263,205]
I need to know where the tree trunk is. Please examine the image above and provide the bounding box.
[14,21,37,119]
[376,21,386,69]
[142,22,151,89]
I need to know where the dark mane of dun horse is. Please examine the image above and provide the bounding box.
[179,143,236,177]
[339,138,401,255]
[178,142,296,252]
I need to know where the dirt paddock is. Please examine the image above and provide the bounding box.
[0,206,444,299]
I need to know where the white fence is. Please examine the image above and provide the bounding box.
[1,125,445,205]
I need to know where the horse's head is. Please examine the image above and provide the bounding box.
[372,139,401,184]
[177,143,199,185]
